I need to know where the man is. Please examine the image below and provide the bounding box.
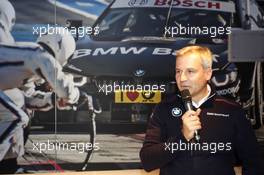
[0,29,86,173]
[140,45,263,175]
[0,29,80,103]
[0,24,81,174]
[0,1,31,173]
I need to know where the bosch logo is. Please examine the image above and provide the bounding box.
[154,0,221,9]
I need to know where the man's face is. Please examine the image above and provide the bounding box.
[175,53,212,98]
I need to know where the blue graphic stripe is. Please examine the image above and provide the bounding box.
[56,0,107,16]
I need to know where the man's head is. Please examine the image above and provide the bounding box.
[0,0,16,31]
[37,27,76,66]
[175,45,213,101]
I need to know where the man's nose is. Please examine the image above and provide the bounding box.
[180,72,188,81]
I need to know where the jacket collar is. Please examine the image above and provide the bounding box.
[176,83,216,108]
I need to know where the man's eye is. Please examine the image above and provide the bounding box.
[188,70,194,74]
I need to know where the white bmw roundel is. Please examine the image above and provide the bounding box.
[171,107,182,117]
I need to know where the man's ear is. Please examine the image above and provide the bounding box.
[205,68,213,81]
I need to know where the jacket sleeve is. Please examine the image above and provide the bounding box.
[140,104,187,172]
[233,108,264,175]
[29,51,79,104]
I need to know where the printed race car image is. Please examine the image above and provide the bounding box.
[64,0,264,127]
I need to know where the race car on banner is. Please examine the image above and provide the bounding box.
[62,0,264,128]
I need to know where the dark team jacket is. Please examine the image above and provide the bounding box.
[140,89,263,175]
